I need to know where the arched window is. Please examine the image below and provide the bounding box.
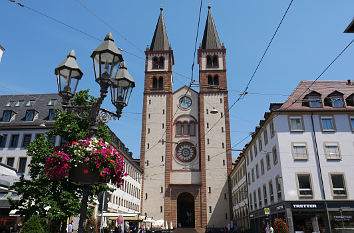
[212,55,218,68]
[207,55,212,68]
[214,75,219,86]
[159,57,165,69]
[176,123,182,135]
[208,75,213,85]
[183,122,189,135]
[152,77,157,89]
[152,57,159,69]
[158,77,163,89]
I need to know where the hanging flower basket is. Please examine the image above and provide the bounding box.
[44,137,126,186]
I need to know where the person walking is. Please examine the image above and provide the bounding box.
[67,221,73,233]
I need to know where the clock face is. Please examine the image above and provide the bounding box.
[179,96,192,109]
[175,142,197,163]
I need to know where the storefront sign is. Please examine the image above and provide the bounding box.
[334,215,352,222]
[291,203,324,209]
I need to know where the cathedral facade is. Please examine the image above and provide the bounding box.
[140,7,232,229]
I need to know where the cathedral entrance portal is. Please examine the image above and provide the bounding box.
[177,192,195,228]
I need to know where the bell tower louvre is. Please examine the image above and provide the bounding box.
[140,7,232,229]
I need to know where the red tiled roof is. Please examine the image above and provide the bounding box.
[277,80,354,111]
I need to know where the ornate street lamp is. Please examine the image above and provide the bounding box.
[91,32,123,86]
[111,61,135,118]
[54,50,83,105]
[54,32,134,233]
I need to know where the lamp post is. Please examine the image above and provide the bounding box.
[54,32,135,233]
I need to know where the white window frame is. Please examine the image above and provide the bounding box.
[320,116,336,132]
[291,142,309,160]
[288,116,304,131]
[324,142,341,160]
[296,173,313,198]
[329,173,347,197]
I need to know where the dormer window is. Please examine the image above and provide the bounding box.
[25,110,36,121]
[1,110,13,122]
[26,100,35,107]
[15,100,24,107]
[48,99,57,106]
[5,101,15,107]
[346,94,354,106]
[152,56,164,69]
[325,91,344,108]
[303,91,322,108]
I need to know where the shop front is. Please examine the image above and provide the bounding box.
[327,201,354,233]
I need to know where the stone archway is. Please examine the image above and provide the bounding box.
[177,192,195,228]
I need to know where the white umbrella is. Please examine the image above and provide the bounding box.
[170,221,173,230]
[165,220,169,230]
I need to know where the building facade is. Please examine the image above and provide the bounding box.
[0,94,142,225]
[140,8,232,229]
[230,155,249,231]
[243,81,354,233]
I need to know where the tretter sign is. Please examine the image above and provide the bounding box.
[291,203,324,209]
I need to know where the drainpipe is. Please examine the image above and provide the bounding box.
[310,113,332,233]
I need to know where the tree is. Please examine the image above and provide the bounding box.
[20,215,45,233]
[10,90,113,233]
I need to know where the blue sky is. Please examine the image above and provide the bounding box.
[0,0,353,159]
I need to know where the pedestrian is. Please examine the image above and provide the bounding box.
[269,225,274,233]
[67,221,73,233]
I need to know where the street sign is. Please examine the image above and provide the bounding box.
[264,208,270,215]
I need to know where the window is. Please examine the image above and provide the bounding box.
[145,193,148,200]
[251,168,255,182]
[190,123,195,136]
[272,146,278,165]
[330,94,344,108]
[276,176,282,200]
[253,192,257,209]
[48,109,56,121]
[2,110,13,122]
[297,174,313,197]
[260,159,265,175]
[250,149,253,161]
[258,139,262,152]
[26,100,35,106]
[15,100,24,107]
[264,130,268,145]
[176,123,182,135]
[253,145,257,157]
[256,164,259,178]
[292,142,308,160]
[152,57,159,69]
[152,77,157,88]
[0,135,7,148]
[160,206,163,213]
[158,77,163,89]
[183,123,189,135]
[289,116,304,131]
[48,99,57,106]
[22,134,32,148]
[208,187,211,193]
[18,157,27,173]
[25,110,35,121]
[308,95,322,108]
[350,116,354,131]
[209,206,212,213]
[158,57,164,69]
[208,75,213,85]
[212,55,218,68]
[330,174,347,196]
[247,172,251,185]
[249,194,253,210]
[207,56,212,68]
[270,121,275,138]
[246,154,249,165]
[321,116,335,131]
[263,185,268,205]
[214,76,219,86]
[6,157,15,167]
[258,188,262,207]
[324,142,341,160]
[208,155,210,161]
[160,187,163,193]
[266,153,271,170]
[6,101,15,107]
[9,135,19,148]
[269,180,274,203]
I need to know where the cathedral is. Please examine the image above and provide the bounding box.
[140,7,232,229]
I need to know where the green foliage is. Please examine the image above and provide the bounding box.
[20,216,45,233]
[9,90,112,226]
[273,218,289,233]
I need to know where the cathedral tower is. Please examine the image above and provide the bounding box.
[140,7,232,229]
